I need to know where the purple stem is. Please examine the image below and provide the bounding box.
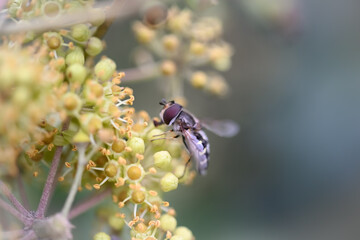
[20,230,36,240]
[17,175,29,210]
[0,197,30,225]
[35,118,70,218]
[68,188,111,219]
[0,180,29,216]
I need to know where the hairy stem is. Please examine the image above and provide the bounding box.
[0,180,29,216]
[35,118,70,218]
[0,198,30,225]
[61,143,87,217]
[69,188,111,219]
[17,176,29,210]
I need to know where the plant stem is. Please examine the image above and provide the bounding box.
[0,180,29,216]
[35,118,70,218]
[1,229,25,240]
[61,143,87,217]
[69,188,111,219]
[0,198,30,225]
[17,176,29,210]
[20,230,36,240]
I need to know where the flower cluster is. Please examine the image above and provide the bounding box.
[0,1,206,239]
[132,3,233,102]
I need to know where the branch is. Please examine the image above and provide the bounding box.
[0,0,142,35]
[17,176,29,210]
[0,198,30,225]
[61,143,88,217]
[0,180,29,216]
[69,188,111,219]
[35,118,70,218]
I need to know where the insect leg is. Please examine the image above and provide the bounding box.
[153,118,164,127]
[150,134,180,142]
[179,157,192,180]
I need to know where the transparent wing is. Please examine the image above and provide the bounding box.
[200,119,240,138]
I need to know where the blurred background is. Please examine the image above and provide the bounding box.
[78,0,360,239]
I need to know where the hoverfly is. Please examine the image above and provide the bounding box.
[153,99,239,175]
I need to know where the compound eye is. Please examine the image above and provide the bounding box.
[163,104,182,124]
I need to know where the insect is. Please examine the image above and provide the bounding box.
[153,99,239,176]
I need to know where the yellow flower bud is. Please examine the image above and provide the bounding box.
[162,34,179,51]
[170,236,184,240]
[104,161,119,178]
[46,33,63,50]
[174,227,193,240]
[160,214,177,231]
[131,190,146,203]
[108,215,124,231]
[73,129,90,143]
[161,60,176,76]
[153,151,172,170]
[127,165,143,181]
[93,232,111,240]
[190,41,205,55]
[160,173,178,192]
[190,71,207,89]
[111,139,126,153]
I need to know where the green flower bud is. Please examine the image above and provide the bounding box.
[153,151,172,170]
[66,63,87,84]
[127,137,145,155]
[86,37,103,56]
[71,24,90,42]
[174,227,193,240]
[65,47,85,65]
[94,58,116,82]
[62,92,81,112]
[160,214,177,232]
[131,190,146,203]
[160,173,178,192]
[147,128,165,146]
[108,215,124,231]
[93,232,111,240]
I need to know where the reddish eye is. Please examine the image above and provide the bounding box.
[163,104,182,124]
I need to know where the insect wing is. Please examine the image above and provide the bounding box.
[183,130,209,175]
[200,119,240,138]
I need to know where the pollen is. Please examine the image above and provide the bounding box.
[93,184,101,190]
[135,222,147,233]
[148,190,158,197]
[65,162,71,168]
